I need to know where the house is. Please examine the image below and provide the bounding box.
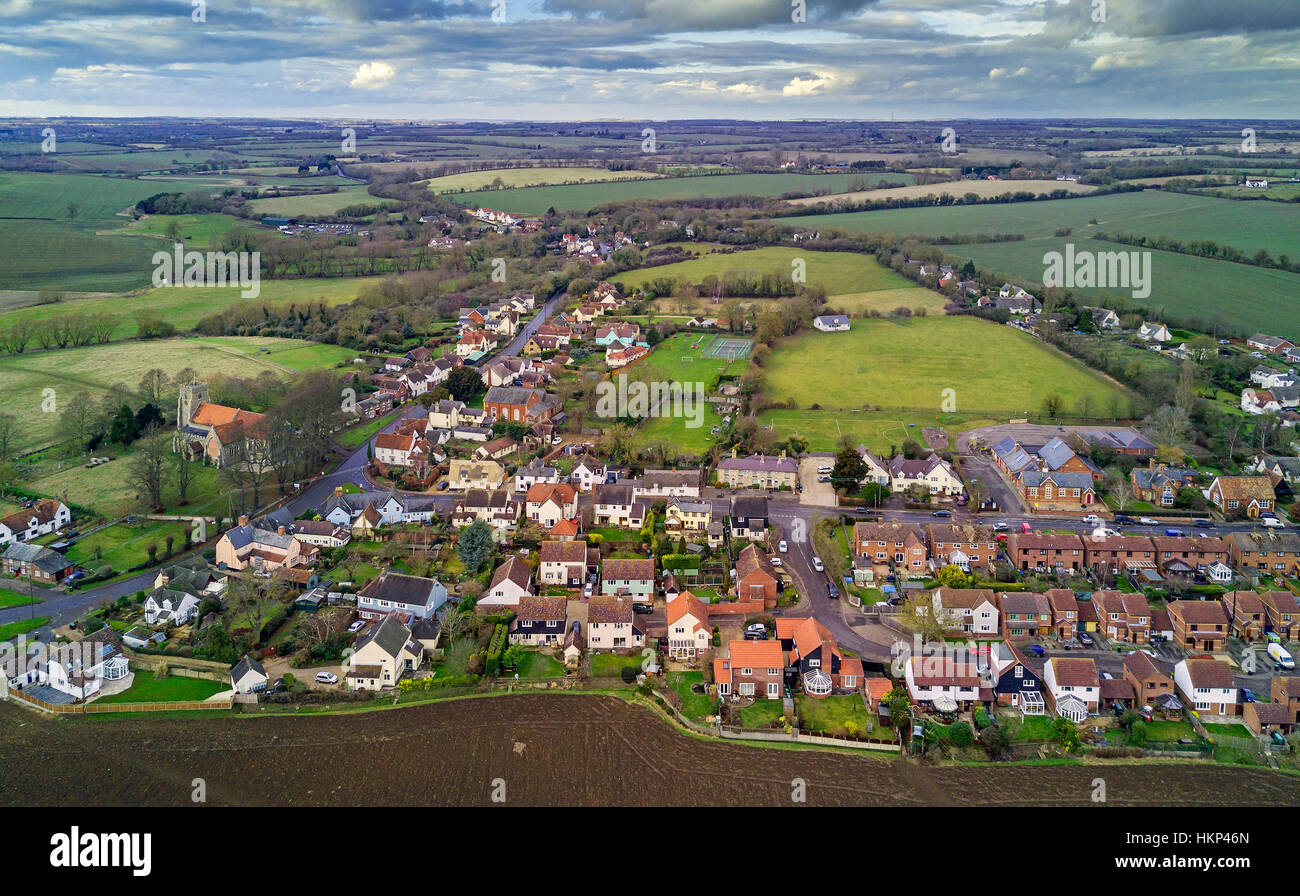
[1,542,76,584]
[914,588,1000,636]
[1166,599,1229,652]
[482,555,534,608]
[812,314,851,332]
[514,459,561,492]
[1207,476,1275,518]
[1007,532,1085,572]
[427,399,472,430]
[347,614,422,691]
[778,616,863,696]
[1173,656,1238,717]
[1138,322,1171,343]
[1250,370,1297,390]
[1131,463,1199,505]
[1260,591,1300,641]
[1091,590,1152,643]
[1086,306,1121,330]
[174,382,268,469]
[214,518,303,572]
[735,544,780,609]
[592,483,647,529]
[666,592,712,658]
[664,499,711,533]
[474,436,518,461]
[1252,453,1300,482]
[1248,333,1295,355]
[1042,657,1100,721]
[356,572,447,621]
[728,495,770,542]
[1266,676,1300,727]
[927,524,999,571]
[1077,428,1157,457]
[446,458,506,491]
[856,447,892,487]
[630,469,701,499]
[714,640,784,699]
[373,431,421,468]
[1150,535,1227,578]
[715,451,798,489]
[1083,533,1157,576]
[451,489,521,531]
[1227,531,1300,576]
[288,519,351,549]
[0,499,71,546]
[524,483,579,529]
[154,558,227,596]
[903,656,981,711]
[888,453,964,497]
[509,595,569,647]
[538,540,593,588]
[569,456,607,492]
[483,385,556,424]
[231,655,268,695]
[1123,650,1174,705]
[587,594,645,651]
[1221,590,1268,641]
[1000,592,1052,639]
[987,643,1046,715]
[853,520,927,574]
[1047,589,1080,639]
[600,558,655,604]
[38,629,132,701]
[144,589,201,627]
[1018,471,1095,510]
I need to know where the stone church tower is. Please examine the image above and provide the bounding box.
[177,381,210,431]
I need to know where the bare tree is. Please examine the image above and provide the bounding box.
[129,426,170,511]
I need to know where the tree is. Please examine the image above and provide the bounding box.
[831,447,867,492]
[1051,715,1081,752]
[108,403,141,446]
[1106,468,1134,512]
[948,720,974,748]
[885,687,911,728]
[0,413,15,465]
[129,427,170,510]
[455,519,494,574]
[138,368,169,408]
[1041,393,1064,419]
[60,392,97,456]
[172,442,194,505]
[980,724,1009,759]
[935,564,972,588]
[447,366,486,402]
[1142,403,1191,450]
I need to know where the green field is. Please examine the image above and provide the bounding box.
[0,276,375,341]
[762,315,1131,417]
[423,166,661,193]
[757,407,1003,454]
[624,332,749,455]
[115,213,266,247]
[65,520,193,574]
[0,336,354,454]
[246,186,398,217]
[97,674,228,704]
[455,172,913,215]
[0,172,167,221]
[612,246,915,298]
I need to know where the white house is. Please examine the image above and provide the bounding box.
[1042,657,1100,722]
[888,454,964,496]
[1139,322,1172,343]
[231,654,268,694]
[903,656,981,709]
[857,447,892,487]
[481,556,533,608]
[666,592,712,659]
[538,540,591,587]
[1174,656,1239,717]
[356,572,447,621]
[514,459,561,492]
[346,614,421,691]
[812,315,851,332]
[41,630,132,701]
[144,589,202,627]
[569,457,607,492]
[524,483,578,529]
[0,499,71,546]
[923,588,1000,636]
[587,594,646,651]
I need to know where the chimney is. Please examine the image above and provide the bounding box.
[238,514,250,527]
[334,486,344,497]
[277,526,286,536]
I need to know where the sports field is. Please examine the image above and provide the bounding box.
[453,172,914,216]
[423,167,661,193]
[0,336,354,454]
[761,316,1131,417]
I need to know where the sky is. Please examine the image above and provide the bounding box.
[0,0,1297,120]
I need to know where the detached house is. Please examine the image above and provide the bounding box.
[664,499,711,534]
[524,483,578,529]
[728,495,770,542]
[735,544,780,609]
[916,588,1000,636]
[347,614,422,691]
[538,540,593,588]
[357,572,448,621]
[1166,599,1229,652]
[600,558,655,604]
[592,483,647,529]
[1043,657,1100,721]
[904,656,981,711]
[1,543,76,584]
[0,499,71,546]
[715,640,784,700]
[482,555,533,608]
[778,617,863,696]
[509,595,568,647]
[1207,476,1275,518]
[587,594,645,651]
[1174,656,1238,717]
[1000,592,1052,638]
[666,592,712,659]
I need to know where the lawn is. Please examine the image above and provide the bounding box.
[0,586,41,609]
[756,407,1003,454]
[1204,722,1254,740]
[96,674,227,704]
[0,617,50,643]
[667,671,715,722]
[590,652,650,680]
[423,166,662,193]
[65,520,194,574]
[739,698,787,729]
[762,316,1131,418]
[795,694,876,737]
[337,410,402,450]
[514,650,566,680]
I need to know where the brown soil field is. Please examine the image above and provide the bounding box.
[1,695,1297,807]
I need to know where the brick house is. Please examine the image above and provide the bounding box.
[714,640,784,699]
[1000,592,1052,638]
[1083,534,1156,575]
[1227,531,1300,576]
[1150,535,1227,578]
[1007,532,1085,572]
[1260,591,1300,640]
[853,521,927,574]
[735,544,779,609]
[483,386,556,424]
[1092,590,1152,643]
[1221,590,1268,641]
[927,523,999,571]
[1047,589,1079,638]
[1166,600,1229,652]
[1123,651,1175,706]
[1207,475,1275,518]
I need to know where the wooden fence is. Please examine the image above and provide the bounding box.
[8,688,231,714]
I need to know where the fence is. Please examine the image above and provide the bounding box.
[8,688,231,715]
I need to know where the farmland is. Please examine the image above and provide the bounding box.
[785,178,1097,207]
[760,316,1132,420]
[1,695,1296,806]
[246,185,398,217]
[454,172,914,216]
[0,336,355,454]
[422,166,662,193]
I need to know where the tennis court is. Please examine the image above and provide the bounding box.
[702,336,753,360]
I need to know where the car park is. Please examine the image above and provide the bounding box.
[315,672,339,685]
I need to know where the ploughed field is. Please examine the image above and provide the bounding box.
[1,696,1296,807]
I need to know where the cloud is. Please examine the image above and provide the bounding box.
[350,61,395,88]
[988,66,1028,79]
[782,71,843,96]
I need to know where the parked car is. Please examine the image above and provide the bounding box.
[770,557,782,567]
[1268,642,1295,670]
[1241,687,1257,703]
[315,671,339,685]
[269,678,286,694]
[826,584,840,599]
[1164,528,1186,537]
[1113,513,1135,524]
[347,620,366,633]
[437,481,450,491]
[632,603,654,615]
[1139,705,1154,722]
[992,521,1009,532]
[1081,514,1101,526]
[1148,634,1168,645]
[812,556,824,572]
[1266,631,1282,644]
[1078,632,1095,646]
[817,465,832,475]
[1100,671,1113,680]
[931,509,951,518]
[1028,644,1046,657]
[778,540,788,553]
[1138,517,1157,526]
[1021,522,1033,533]
[1272,731,1287,746]
[743,628,767,641]
[1194,519,1214,528]
[817,475,831,483]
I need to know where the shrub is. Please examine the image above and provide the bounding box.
[948,720,974,747]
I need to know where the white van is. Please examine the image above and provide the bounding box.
[1263,516,1285,529]
[1269,642,1295,670]
[778,540,788,553]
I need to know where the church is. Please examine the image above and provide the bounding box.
[174,382,269,469]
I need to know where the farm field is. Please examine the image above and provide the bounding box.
[0,336,354,454]
[0,276,376,341]
[951,236,1300,337]
[422,166,662,193]
[784,178,1097,207]
[776,189,1300,261]
[2,695,1296,806]
[454,172,913,216]
[756,407,1003,454]
[113,213,267,247]
[0,171,167,221]
[761,316,1131,417]
[246,186,397,217]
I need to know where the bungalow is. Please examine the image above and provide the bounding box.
[482,555,534,608]
[347,614,422,691]
[812,314,851,332]
[474,436,518,461]
[1,542,76,584]
[1248,333,1295,355]
[714,640,784,699]
[508,595,568,647]
[600,558,655,604]
[356,572,448,621]
[1042,657,1100,721]
[587,594,645,651]
[231,654,268,695]
[538,540,593,588]
[1138,322,1171,343]
[666,592,712,658]
[1174,656,1238,717]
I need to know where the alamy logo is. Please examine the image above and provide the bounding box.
[152,244,261,298]
[50,828,151,877]
[1042,243,1151,299]
[1,636,106,691]
[890,633,982,679]
[594,374,706,429]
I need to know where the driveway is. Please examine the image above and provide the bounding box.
[798,455,836,507]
